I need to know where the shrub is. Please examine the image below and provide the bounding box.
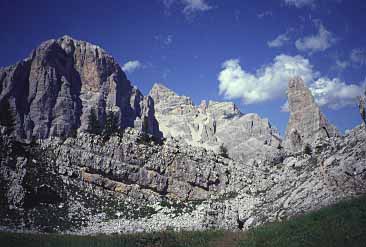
[219,144,229,158]
[304,143,312,155]
[103,111,119,138]
[87,108,101,135]
[0,98,16,135]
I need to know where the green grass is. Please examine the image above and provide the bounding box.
[0,231,225,247]
[1,196,366,247]
[238,195,366,247]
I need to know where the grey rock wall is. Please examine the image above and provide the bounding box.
[284,77,339,153]
[359,92,366,126]
[149,83,281,161]
[0,36,161,139]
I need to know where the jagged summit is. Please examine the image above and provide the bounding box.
[150,83,175,94]
[284,76,339,152]
[149,83,281,161]
[0,36,161,139]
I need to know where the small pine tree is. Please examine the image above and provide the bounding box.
[87,108,101,135]
[0,98,16,135]
[69,127,78,138]
[103,111,119,137]
[304,143,312,155]
[219,144,229,158]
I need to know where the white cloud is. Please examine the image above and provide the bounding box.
[162,0,175,9]
[162,0,212,16]
[122,60,142,73]
[309,77,364,109]
[268,33,290,48]
[281,101,290,112]
[218,55,315,104]
[283,0,315,8]
[350,48,366,66]
[295,22,336,53]
[182,0,212,14]
[334,59,350,71]
[218,55,363,109]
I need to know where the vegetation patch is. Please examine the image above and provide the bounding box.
[238,195,366,247]
[2,196,366,246]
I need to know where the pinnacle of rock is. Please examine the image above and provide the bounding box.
[284,76,339,153]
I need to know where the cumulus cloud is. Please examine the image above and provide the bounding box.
[122,60,142,73]
[309,77,363,109]
[283,0,315,8]
[218,55,363,109]
[218,55,315,104]
[295,22,336,53]
[268,33,290,48]
[350,48,366,66]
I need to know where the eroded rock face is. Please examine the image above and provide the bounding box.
[359,92,366,126]
[149,83,281,161]
[0,36,161,139]
[52,128,229,201]
[1,124,365,233]
[284,77,339,153]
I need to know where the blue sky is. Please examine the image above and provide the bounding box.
[1,0,366,135]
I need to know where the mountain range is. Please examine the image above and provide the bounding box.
[0,36,365,234]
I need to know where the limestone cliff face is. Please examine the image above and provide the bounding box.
[1,123,365,233]
[359,92,366,126]
[149,83,281,161]
[0,36,161,139]
[284,77,339,153]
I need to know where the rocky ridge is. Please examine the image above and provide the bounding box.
[149,83,281,161]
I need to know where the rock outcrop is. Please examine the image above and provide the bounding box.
[1,123,365,233]
[359,92,366,126]
[149,83,281,161]
[284,77,339,153]
[0,36,161,139]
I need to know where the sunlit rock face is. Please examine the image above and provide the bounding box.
[284,77,339,153]
[0,35,161,139]
[149,83,282,161]
[359,93,366,126]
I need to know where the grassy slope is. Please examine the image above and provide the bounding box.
[1,196,366,247]
[238,195,366,247]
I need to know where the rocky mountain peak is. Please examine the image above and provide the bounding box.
[149,83,281,161]
[206,100,242,118]
[0,36,161,139]
[284,76,339,153]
